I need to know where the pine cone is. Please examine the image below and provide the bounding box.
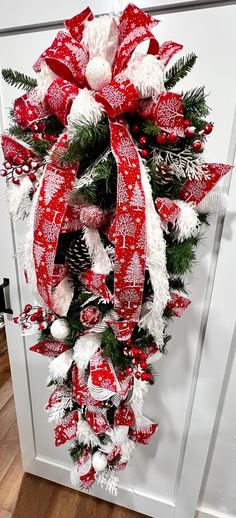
[154,162,174,185]
[65,232,91,276]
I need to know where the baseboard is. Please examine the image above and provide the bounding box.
[30,456,175,518]
[196,506,233,518]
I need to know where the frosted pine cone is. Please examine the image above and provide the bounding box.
[80,205,106,229]
[154,162,174,185]
[65,232,91,276]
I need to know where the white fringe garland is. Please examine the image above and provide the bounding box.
[7,176,34,221]
[83,227,112,275]
[51,276,74,317]
[73,333,102,373]
[173,200,200,242]
[139,158,169,347]
[77,418,101,447]
[125,54,165,99]
[49,349,74,381]
[67,88,105,137]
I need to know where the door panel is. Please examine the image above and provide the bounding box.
[0,4,236,518]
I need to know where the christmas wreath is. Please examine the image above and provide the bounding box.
[1,4,233,494]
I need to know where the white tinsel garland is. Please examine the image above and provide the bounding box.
[49,349,74,381]
[7,176,34,221]
[77,418,101,447]
[139,158,169,347]
[173,200,200,242]
[130,376,149,426]
[67,88,105,137]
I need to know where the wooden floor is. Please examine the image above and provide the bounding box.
[0,332,148,518]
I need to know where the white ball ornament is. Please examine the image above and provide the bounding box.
[86,57,112,91]
[92,451,108,472]
[50,318,70,340]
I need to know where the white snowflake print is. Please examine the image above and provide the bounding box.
[47,82,65,112]
[130,182,145,210]
[101,85,125,109]
[43,173,64,205]
[124,252,143,286]
[46,251,55,274]
[117,289,140,309]
[43,220,60,242]
[33,206,44,230]
[185,181,207,202]
[117,214,136,248]
[117,173,128,205]
[34,243,45,267]
[116,137,137,165]
[65,42,88,74]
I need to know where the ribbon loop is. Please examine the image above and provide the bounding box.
[44,78,79,125]
[95,73,139,118]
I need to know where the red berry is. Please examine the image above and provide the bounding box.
[30,161,39,171]
[183,119,190,128]
[141,372,148,381]
[192,140,203,152]
[39,322,47,330]
[37,121,46,131]
[42,133,49,141]
[4,161,12,169]
[132,123,140,134]
[22,165,30,173]
[204,123,213,135]
[33,133,41,140]
[1,170,8,177]
[185,126,196,138]
[145,372,153,382]
[29,173,37,182]
[125,366,133,375]
[30,314,37,322]
[167,132,178,144]
[135,371,141,380]
[31,122,39,131]
[139,135,147,147]
[140,149,149,159]
[49,135,57,143]
[15,167,23,175]
[24,304,32,313]
[140,361,148,370]
[132,347,140,357]
[132,358,139,365]
[13,316,20,324]
[139,352,147,361]
[156,133,167,145]
[12,177,20,185]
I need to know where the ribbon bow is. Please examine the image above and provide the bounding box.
[12,4,185,340]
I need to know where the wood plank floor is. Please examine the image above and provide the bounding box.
[0,338,148,518]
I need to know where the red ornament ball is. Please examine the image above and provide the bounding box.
[80,305,101,328]
[33,133,41,141]
[125,366,133,375]
[204,123,213,135]
[139,135,147,147]
[139,352,147,361]
[132,123,140,134]
[12,177,20,185]
[185,126,196,138]
[140,361,148,370]
[131,347,140,357]
[167,132,178,144]
[132,358,139,365]
[29,173,37,182]
[80,205,106,229]
[192,140,203,152]
[140,149,149,159]
[183,119,191,128]
[156,133,167,145]
[24,304,32,313]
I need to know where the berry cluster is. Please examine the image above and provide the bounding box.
[30,121,57,144]
[0,153,42,185]
[130,120,213,157]
[123,343,153,382]
[13,304,55,331]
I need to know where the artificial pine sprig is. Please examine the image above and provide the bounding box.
[2,68,37,91]
[166,236,199,275]
[182,86,210,119]
[165,53,197,90]
[62,118,110,164]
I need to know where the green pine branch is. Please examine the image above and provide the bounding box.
[2,68,37,91]
[165,53,197,90]
[141,119,161,136]
[9,124,49,157]
[166,237,199,275]
[62,118,110,164]
[182,86,210,119]
[102,327,132,369]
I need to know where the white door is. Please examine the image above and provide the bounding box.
[0,2,236,518]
